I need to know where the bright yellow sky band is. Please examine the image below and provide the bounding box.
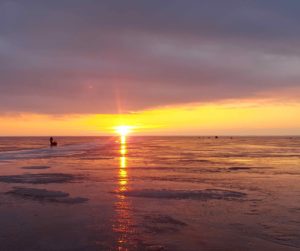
[1,100,299,136]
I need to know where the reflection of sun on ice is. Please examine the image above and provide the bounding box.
[113,125,133,250]
[120,156,127,168]
[120,144,127,156]
[115,125,130,184]
[119,168,127,187]
[119,141,127,168]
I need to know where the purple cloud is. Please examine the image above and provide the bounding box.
[0,0,300,114]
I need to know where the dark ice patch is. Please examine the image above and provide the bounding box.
[114,189,246,201]
[7,187,88,204]
[0,173,82,184]
[144,245,166,251]
[144,215,187,226]
[228,167,251,171]
[179,159,213,163]
[143,214,187,234]
[21,165,51,169]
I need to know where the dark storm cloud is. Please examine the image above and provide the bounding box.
[0,0,300,114]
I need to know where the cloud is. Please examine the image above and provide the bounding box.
[0,0,300,114]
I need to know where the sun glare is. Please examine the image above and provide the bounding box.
[115,125,132,136]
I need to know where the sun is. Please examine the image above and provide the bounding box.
[115,125,133,136]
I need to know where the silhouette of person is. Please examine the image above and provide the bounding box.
[50,137,58,146]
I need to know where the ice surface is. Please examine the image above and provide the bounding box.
[0,136,299,251]
[8,187,88,204]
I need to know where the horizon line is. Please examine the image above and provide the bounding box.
[0,135,299,137]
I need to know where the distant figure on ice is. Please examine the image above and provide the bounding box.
[50,137,58,147]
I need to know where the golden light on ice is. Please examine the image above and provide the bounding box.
[120,144,127,155]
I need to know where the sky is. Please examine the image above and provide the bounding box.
[0,0,299,135]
